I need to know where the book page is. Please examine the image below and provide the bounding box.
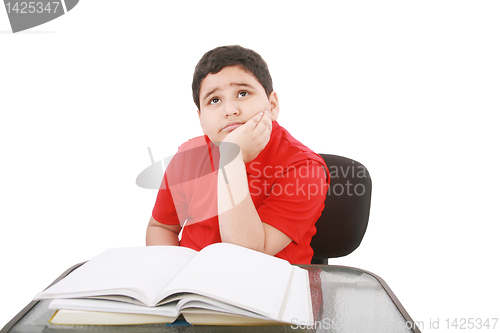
[50,309,175,325]
[176,267,313,324]
[177,294,270,319]
[35,246,198,306]
[49,298,179,317]
[158,243,293,319]
[182,311,287,326]
[279,266,314,324]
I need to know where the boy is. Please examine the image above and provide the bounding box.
[146,45,329,264]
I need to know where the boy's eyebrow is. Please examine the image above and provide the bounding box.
[203,83,254,101]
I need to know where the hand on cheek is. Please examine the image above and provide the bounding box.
[222,111,272,163]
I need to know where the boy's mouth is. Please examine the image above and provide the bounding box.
[222,122,244,132]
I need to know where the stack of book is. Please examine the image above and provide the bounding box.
[35,243,313,325]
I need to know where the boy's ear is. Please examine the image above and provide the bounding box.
[268,91,280,121]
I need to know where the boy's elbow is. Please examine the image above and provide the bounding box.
[146,217,182,246]
[262,223,292,256]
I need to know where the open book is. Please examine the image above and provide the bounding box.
[34,243,313,325]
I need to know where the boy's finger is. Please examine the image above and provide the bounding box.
[250,112,265,129]
[256,114,272,136]
[254,112,268,130]
[259,111,272,129]
[253,112,264,121]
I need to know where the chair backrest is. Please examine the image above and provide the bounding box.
[310,154,372,264]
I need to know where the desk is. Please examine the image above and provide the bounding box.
[2,264,420,333]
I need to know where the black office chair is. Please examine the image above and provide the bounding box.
[310,154,372,264]
[308,155,422,332]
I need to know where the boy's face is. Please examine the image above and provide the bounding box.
[197,65,279,144]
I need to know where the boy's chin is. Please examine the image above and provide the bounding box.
[207,133,229,146]
[207,137,223,147]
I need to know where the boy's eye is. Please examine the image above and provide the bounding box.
[238,91,249,98]
[210,97,220,105]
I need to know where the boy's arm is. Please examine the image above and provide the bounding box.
[218,111,292,255]
[146,216,181,246]
[218,157,292,255]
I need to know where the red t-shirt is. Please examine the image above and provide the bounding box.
[152,121,330,264]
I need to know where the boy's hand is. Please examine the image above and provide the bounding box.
[222,111,272,163]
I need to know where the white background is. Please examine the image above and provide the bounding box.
[1,1,499,331]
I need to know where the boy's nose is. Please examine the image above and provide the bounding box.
[223,101,240,117]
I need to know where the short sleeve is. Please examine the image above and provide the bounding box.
[151,136,215,226]
[256,160,328,244]
[152,173,186,225]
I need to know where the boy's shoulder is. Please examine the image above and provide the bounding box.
[176,135,209,152]
[271,122,324,164]
[167,135,213,174]
[275,124,311,152]
[247,122,327,180]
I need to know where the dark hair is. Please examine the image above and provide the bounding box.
[192,45,274,111]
